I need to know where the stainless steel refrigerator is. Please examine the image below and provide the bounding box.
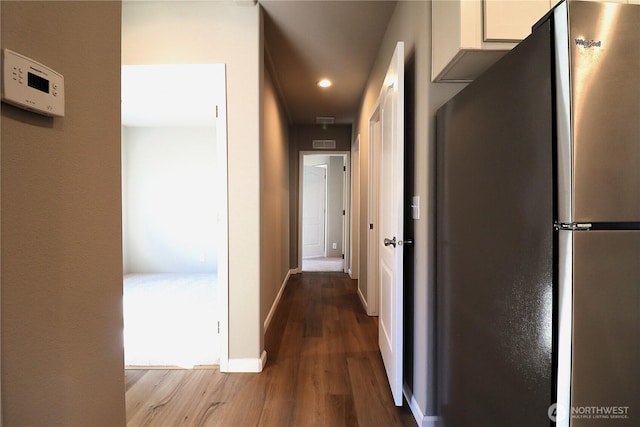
[435,1,639,426]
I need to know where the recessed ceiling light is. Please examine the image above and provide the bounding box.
[317,79,332,88]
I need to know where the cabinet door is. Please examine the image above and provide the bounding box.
[483,0,551,42]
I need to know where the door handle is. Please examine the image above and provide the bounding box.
[384,237,397,248]
[384,237,413,248]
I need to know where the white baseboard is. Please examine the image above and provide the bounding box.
[422,416,443,427]
[292,267,302,274]
[264,269,293,332]
[357,284,368,313]
[226,351,267,373]
[403,383,443,427]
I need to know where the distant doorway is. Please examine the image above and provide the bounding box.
[121,64,228,369]
[302,164,328,259]
[299,152,350,273]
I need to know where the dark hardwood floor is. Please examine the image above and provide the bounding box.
[125,272,417,426]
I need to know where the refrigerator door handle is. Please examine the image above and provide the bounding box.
[554,222,592,231]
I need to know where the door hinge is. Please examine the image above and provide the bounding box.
[217,321,220,334]
[369,223,374,230]
[342,254,344,259]
[343,166,346,172]
[342,210,346,216]
[216,105,219,118]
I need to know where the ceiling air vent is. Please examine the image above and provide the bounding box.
[315,116,335,130]
[312,139,337,150]
[315,116,335,125]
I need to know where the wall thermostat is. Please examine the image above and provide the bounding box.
[1,48,64,117]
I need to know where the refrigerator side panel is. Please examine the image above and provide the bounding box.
[569,1,640,222]
[435,21,554,427]
[571,231,640,426]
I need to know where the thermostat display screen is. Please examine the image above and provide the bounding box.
[28,72,49,94]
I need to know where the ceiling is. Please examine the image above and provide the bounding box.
[260,0,397,125]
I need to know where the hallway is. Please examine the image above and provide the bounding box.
[125,272,416,426]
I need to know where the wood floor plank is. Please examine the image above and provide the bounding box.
[125,272,416,427]
[127,370,190,426]
[202,373,266,427]
[126,370,173,421]
[125,369,148,392]
[290,352,326,426]
[164,369,224,426]
[324,394,359,427]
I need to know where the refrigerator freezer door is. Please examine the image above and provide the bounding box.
[567,1,640,222]
[436,20,553,427]
[571,230,639,426]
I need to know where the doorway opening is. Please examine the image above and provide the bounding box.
[299,152,350,273]
[121,64,228,369]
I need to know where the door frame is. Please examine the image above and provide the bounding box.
[298,151,351,273]
[120,64,229,371]
[215,68,229,371]
[350,135,360,279]
[366,106,381,316]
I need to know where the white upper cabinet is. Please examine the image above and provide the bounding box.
[432,0,554,82]
[432,0,634,82]
[483,0,553,41]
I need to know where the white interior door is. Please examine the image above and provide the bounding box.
[378,41,405,406]
[302,165,327,258]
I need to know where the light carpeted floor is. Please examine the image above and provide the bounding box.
[123,273,218,368]
[302,257,344,272]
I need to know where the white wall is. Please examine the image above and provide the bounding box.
[122,126,218,274]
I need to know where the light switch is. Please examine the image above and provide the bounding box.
[411,196,420,220]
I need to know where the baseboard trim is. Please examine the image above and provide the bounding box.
[403,383,443,427]
[422,416,443,427]
[226,351,267,373]
[264,269,293,332]
[357,284,368,313]
[125,364,218,370]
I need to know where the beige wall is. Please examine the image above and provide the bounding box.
[122,0,264,364]
[0,2,126,426]
[353,0,466,419]
[288,124,352,268]
[261,66,290,330]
